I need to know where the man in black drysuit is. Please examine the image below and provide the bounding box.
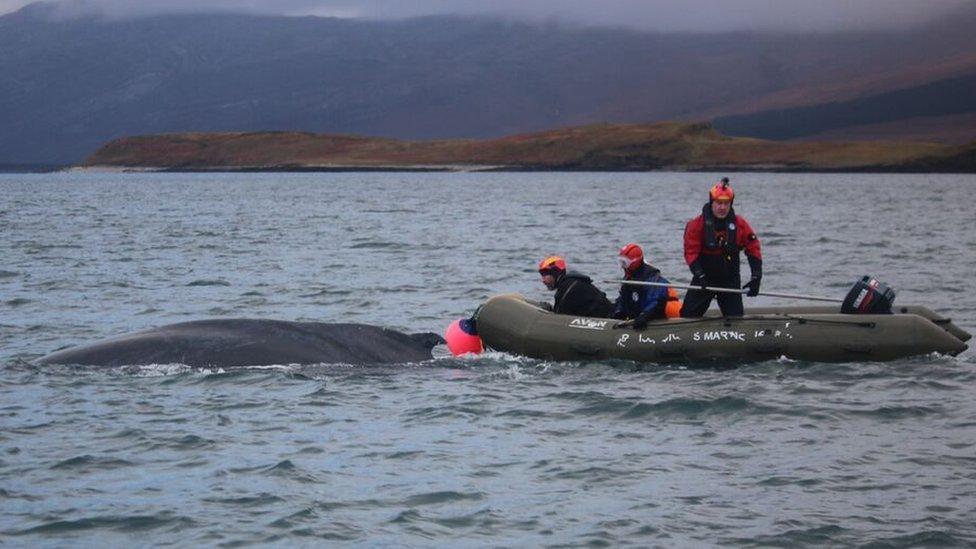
[538,255,614,318]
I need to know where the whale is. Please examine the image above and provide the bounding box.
[36,319,445,367]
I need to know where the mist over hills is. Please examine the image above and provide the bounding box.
[2,1,975,164]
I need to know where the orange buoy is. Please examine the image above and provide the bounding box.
[665,287,682,318]
[445,318,483,356]
[665,299,683,319]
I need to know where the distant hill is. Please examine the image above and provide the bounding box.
[82,122,976,172]
[3,2,976,164]
[713,73,976,140]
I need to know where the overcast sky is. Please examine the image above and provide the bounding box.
[1,0,970,32]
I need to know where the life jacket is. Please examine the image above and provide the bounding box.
[701,203,741,279]
[617,264,679,320]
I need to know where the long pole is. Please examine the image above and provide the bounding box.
[604,279,843,303]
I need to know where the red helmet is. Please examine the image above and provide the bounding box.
[538,255,566,275]
[709,177,734,203]
[618,243,644,273]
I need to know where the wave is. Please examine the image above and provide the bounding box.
[201,494,285,508]
[0,488,41,501]
[50,455,136,470]
[846,404,941,420]
[348,241,403,249]
[9,514,196,535]
[570,394,778,419]
[401,490,484,506]
[236,459,321,483]
[185,279,231,286]
[733,524,848,546]
[148,434,216,451]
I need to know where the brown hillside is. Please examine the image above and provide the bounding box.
[82,122,972,172]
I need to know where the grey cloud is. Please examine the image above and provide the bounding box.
[3,0,971,32]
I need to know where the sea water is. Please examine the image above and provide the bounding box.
[1,172,974,546]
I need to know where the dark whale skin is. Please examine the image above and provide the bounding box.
[36,319,445,367]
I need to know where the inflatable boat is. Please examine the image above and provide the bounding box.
[473,294,970,364]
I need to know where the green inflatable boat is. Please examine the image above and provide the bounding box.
[474,294,970,364]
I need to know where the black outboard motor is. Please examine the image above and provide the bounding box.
[841,276,896,314]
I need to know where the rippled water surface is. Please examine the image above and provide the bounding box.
[1,172,975,546]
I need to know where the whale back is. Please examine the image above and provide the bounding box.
[37,319,445,367]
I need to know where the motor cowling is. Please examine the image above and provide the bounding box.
[841,276,896,314]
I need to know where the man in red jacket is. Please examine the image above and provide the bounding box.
[680,178,762,317]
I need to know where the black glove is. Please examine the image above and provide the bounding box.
[690,261,707,290]
[742,277,761,297]
[632,312,650,330]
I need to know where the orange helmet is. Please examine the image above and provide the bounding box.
[709,177,734,203]
[538,255,566,275]
[618,243,644,273]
